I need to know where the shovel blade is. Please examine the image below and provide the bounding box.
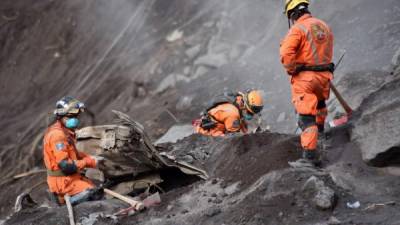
[329,114,349,128]
[143,192,161,208]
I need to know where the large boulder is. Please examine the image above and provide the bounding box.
[351,76,400,166]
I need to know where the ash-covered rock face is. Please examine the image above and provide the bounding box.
[351,75,400,166]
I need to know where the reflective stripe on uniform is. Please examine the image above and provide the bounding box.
[296,24,320,65]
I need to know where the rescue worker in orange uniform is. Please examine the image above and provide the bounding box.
[280,0,334,164]
[194,90,264,136]
[43,96,104,205]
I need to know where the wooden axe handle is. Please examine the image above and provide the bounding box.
[104,188,144,210]
[330,82,353,114]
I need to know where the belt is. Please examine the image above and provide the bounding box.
[296,63,335,73]
[47,170,67,177]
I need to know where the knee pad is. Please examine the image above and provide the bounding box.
[298,114,316,131]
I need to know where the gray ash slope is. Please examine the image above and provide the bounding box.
[4,126,400,225]
[1,0,400,224]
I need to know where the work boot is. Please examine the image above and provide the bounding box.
[317,132,326,151]
[302,150,321,167]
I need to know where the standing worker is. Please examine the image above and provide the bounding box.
[194,90,264,136]
[280,0,334,164]
[43,96,104,205]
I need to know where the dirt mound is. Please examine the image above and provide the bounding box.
[5,129,400,225]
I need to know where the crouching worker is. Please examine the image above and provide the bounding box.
[194,90,264,136]
[43,96,104,205]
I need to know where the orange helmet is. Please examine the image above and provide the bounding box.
[243,90,264,114]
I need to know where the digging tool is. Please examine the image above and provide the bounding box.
[113,192,161,216]
[104,188,144,211]
[329,51,353,127]
[64,195,75,225]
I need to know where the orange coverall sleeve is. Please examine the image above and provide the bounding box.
[78,151,96,168]
[49,131,93,170]
[280,26,303,75]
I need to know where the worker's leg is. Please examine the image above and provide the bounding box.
[316,100,328,134]
[291,78,319,160]
[69,186,104,205]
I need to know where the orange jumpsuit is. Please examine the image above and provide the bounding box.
[195,103,248,137]
[43,120,97,200]
[280,14,333,151]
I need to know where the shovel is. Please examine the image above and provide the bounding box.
[329,51,353,127]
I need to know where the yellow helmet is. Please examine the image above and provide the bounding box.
[243,90,264,114]
[284,0,309,16]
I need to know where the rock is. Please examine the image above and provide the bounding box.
[314,186,336,210]
[193,66,209,78]
[328,216,341,225]
[154,124,194,145]
[204,207,221,217]
[183,66,191,75]
[175,95,193,111]
[181,155,194,163]
[303,176,336,210]
[213,198,223,204]
[181,209,189,214]
[154,74,190,94]
[351,77,400,166]
[166,29,183,42]
[276,112,286,123]
[85,168,104,182]
[185,45,201,60]
[391,46,400,66]
[194,53,228,68]
[203,21,215,28]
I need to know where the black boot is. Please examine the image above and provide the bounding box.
[302,150,321,167]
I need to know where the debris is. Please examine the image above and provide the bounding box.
[314,186,336,210]
[175,95,193,111]
[64,195,75,225]
[303,176,336,210]
[2,10,19,21]
[194,53,228,68]
[104,188,144,211]
[204,207,221,217]
[154,73,190,94]
[362,201,395,211]
[346,201,361,209]
[328,216,341,225]
[14,193,37,213]
[185,45,201,60]
[193,66,209,78]
[12,169,46,179]
[166,29,184,42]
[142,192,161,208]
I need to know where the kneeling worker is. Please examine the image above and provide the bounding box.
[194,90,264,136]
[43,96,104,205]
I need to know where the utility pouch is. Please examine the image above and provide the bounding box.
[200,115,217,130]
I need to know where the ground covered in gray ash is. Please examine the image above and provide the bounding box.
[1,0,400,224]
